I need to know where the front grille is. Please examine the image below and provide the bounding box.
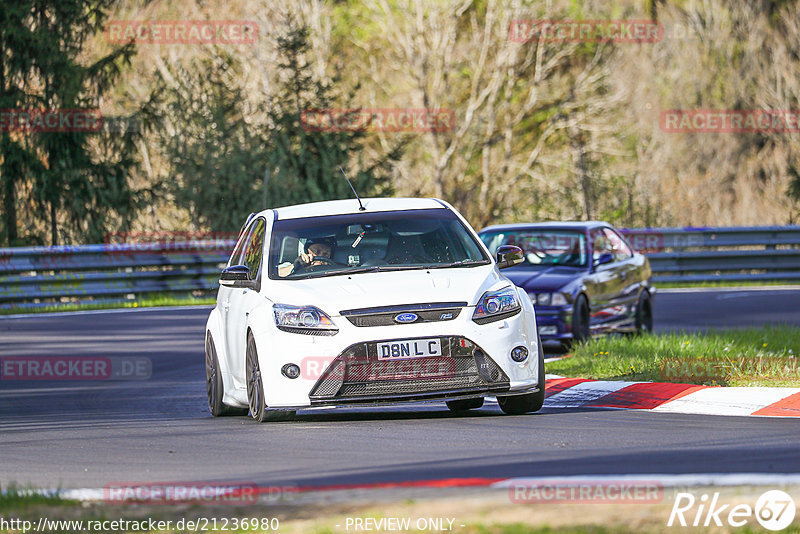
[341,302,467,327]
[308,336,509,403]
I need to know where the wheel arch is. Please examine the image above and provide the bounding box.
[574,291,590,308]
[205,308,226,371]
[636,287,653,310]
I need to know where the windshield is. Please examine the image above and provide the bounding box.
[480,229,587,267]
[269,208,490,279]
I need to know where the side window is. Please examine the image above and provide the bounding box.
[603,228,633,262]
[590,228,613,262]
[228,226,251,267]
[243,219,266,277]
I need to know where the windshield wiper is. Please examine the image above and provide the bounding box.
[373,265,424,271]
[288,266,380,279]
[338,266,382,275]
[425,259,490,269]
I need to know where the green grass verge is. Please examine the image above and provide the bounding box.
[0,294,216,316]
[547,326,800,386]
[0,485,71,514]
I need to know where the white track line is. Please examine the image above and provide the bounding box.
[653,386,800,416]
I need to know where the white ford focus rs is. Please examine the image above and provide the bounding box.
[204,197,545,421]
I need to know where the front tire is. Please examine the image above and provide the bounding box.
[572,294,591,343]
[246,332,295,423]
[205,333,248,417]
[246,332,268,422]
[635,291,654,335]
[498,335,546,415]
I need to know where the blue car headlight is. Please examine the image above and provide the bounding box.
[273,304,338,335]
[530,292,568,306]
[472,287,521,324]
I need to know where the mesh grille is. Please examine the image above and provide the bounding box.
[309,337,509,402]
[311,360,345,396]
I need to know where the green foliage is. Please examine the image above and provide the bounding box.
[0,0,144,246]
[157,54,268,232]
[4,0,800,244]
[263,20,400,209]
[788,165,800,202]
[161,19,403,232]
[0,484,67,513]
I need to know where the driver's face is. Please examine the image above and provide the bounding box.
[308,243,332,258]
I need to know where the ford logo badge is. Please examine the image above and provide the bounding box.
[394,312,419,324]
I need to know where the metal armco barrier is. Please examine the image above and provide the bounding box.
[620,226,800,283]
[0,240,233,309]
[1,226,799,310]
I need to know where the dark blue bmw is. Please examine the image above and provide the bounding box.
[478,222,655,348]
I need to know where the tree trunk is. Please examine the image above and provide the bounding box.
[2,163,18,246]
[570,126,592,220]
[50,199,57,246]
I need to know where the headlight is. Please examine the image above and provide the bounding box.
[273,304,338,335]
[530,292,568,306]
[472,287,521,324]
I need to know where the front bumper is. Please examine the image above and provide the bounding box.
[250,300,540,408]
[534,305,574,342]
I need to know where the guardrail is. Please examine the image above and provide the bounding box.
[620,226,800,283]
[0,226,798,310]
[0,240,234,310]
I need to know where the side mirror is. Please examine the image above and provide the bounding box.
[220,264,257,289]
[593,252,614,268]
[496,245,524,269]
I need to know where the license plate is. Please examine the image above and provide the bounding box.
[377,338,442,360]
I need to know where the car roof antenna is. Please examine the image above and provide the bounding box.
[340,166,366,211]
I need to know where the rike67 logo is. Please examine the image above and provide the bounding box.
[668,490,796,531]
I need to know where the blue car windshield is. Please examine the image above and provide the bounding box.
[481,230,587,267]
[269,208,490,280]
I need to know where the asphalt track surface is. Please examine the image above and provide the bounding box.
[1,288,799,490]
